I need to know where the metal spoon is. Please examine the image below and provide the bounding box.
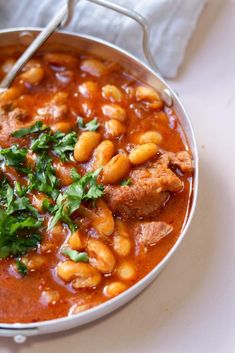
[0,3,69,92]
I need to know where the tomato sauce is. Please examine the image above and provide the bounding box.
[0,48,193,323]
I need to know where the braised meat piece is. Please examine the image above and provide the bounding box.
[0,104,29,140]
[139,165,184,192]
[158,150,193,173]
[8,107,28,122]
[104,165,183,219]
[105,184,169,219]
[134,221,173,246]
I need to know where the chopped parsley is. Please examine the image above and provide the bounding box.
[0,178,11,208]
[41,198,53,212]
[31,130,77,162]
[0,180,42,259]
[0,145,28,172]
[0,209,42,259]
[61,246,89,262]
[70,168,81,182]
[15,181,28,197]
[0,181,38,217]
[12,121,48,138]
[0,122,104,259]
[77,117,99,131]
[6,191,39,217]
[53,131,77,161]
[120,178,132,186]
[15,259,28,276]
[31,132,53,152]
[49,168,104,231]
[28,153,58,199]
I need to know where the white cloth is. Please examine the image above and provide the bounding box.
[0,0,207,78]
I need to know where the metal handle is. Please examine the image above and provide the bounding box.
[0,327,38,343]
[0,0,158,91]
[64,0,158,72]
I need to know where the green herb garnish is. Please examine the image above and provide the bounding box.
[0,145,28,172]
[0,120,103,257]
[0,179,42,259]
[53,131,77,161]
[49,168,103,231]
[0,181,38,217]
[78,117,99,131]
[85,118,99,131]
[15,259,28,276]
[120,178,132,186]
[31,130,77,162]
[0,209,42,259]
[6,193,39,217]
[31,132,53,152]
[61,246,89,262]
[41,198,53,212]
[0,180,13,209]
[28,153,58,199]
[70,168,81,182]
[15,181,28,197]
[12,121,47,138]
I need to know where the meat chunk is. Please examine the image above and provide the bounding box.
[159,151,193,173]
[173,151,193,172]
[8,107,28,121]
[104,165,183,219]
[105,184,169,219]
[0,104,29,140]
[135,221,173,246]
[145,165,184,192]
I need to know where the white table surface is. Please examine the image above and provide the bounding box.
[1,0,235,352]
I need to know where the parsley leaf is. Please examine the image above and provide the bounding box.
[41,198,53,212]
[0,145,27,172]
[120,178,132,186]
[15,259,28,276]
[0,179,9,208]
[53,131,77,161]
[85,118,99,131]
[78,117,99,131]
[61,246,89,262]
[83,168,104,199]
[31,133,53,152]
[6,194,38,217]
[12,121,47,138]
[70,168,81,182]
[28,153,58,199]
[0,180,39,217]
[77,117,85,129]
[0,209,42,259]
[31,131,77,162]
[5,183,14,209]
[51,193,77,231]
[49,168,103,230]
[15,181,27,197]
[0,177,42,259]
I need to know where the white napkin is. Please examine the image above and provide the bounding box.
[0,0,207,78]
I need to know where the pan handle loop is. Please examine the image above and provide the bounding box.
[0,0,159,91]
[62,0,159,73]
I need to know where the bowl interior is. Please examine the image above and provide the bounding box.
[0,28,198,338]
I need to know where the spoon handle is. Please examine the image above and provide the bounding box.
[0,4,68,91]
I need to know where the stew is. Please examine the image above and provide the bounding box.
[0,48,194,323]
